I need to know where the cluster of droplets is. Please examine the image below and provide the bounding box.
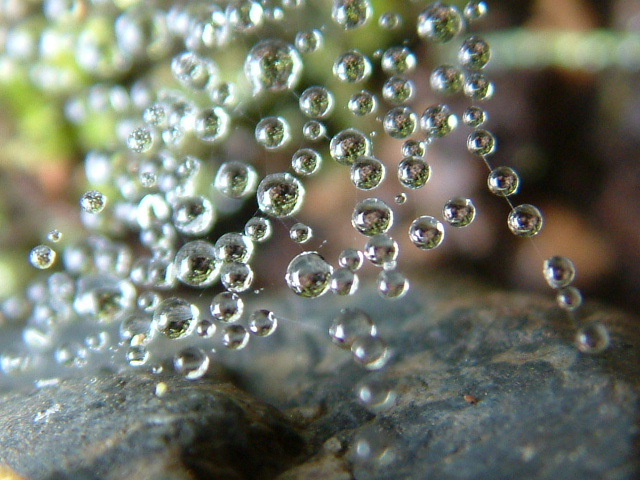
[1,0,612,471]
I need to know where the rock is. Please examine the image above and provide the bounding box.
[0,374,303,480]
[1,278,639,480]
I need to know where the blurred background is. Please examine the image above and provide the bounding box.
[0,0,638,315]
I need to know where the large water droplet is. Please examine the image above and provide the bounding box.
[330,128,372,166]
[333,49,372,83]
[174,240,221,287]
[352,198,394,236]
[153,297,199,339]
[30,245,56,269]
[210,291,244,323]
[174,346,209,379]
[508,204,544,237]
[285,251,333,298]
[332,0,371,29]
[244,39,302,93]
[409,215,445,250]
[255,116,291,149]
[417,3,463,43]
[543,256,576,289]
[443,197,476,227]
[350,156,386,190]
[329,308,376,349]
[256,172,305,218]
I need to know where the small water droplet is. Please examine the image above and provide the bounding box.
[332,0,372,30]
[174,240,220,287]
[576,322,610,354]
[290,223,313,244]
[352,198,394,236]
[463,72,494,100]
[127,127,154,153]
[196,318,217,338]
[30,245,56,269]
[351,335,390,370]
[543,256,576,289]
[256,173,305,218]
[443,197,476,227]
[299,85,334,119]
[417,3,463,43]
[285,251,333,298]
[364,234,398,267]
[248,309,278,336]
[255,116,291,149]
[348,90,377,116]
[409,215,445,250]
[80,190,107,214]
[210,291,244,323]
[463,106,487,127]
[222,324,250,349]
[153,297,199,339]
[467,129,496,156]
[339,248,364,271]
[172,195,215,236]
[292,148,322,176]
[46,229,63,243]
[174,346,209,379]
[330,128,372,166]
[244,39,302,93]
[350,156,386,190]
[383,106,417,139]
[508,204,544,237]
[220,262,254,293]
[333,49,372,83]
[244,216,273,243]
[330,308,376,348]
[381,46,416,74]
[330,267,359,295]
[459,36,491,71]
[214,161,258,199]
[430,64,463,94]
[382,76,414,104]
[421,105,458,138]
[557,286,583,311]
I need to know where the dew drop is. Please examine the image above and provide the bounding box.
[143,104,167,127]
[381,46,416,75]
[364,234,398,267]
[352,198,394,236]
[244,216,273,243]
[194,106,230,143]
[172,195,215,236]
[382,76,414,104]
[351,335,390,370]
[292,148,322,176]
[557,286,583,311]
[302,120,326,141]
[395,193,407,204]
[348,90,377,116]
[338,248,364,271]
[351,425,396,466]
[214,161,258,199]
[222,324,249,350]
[464,1,488,21]
[153,297,199,339]
[443,197,476,227]
[255,116,291,149]
[383,106,417,139]
[299,86,334,119]
[256,173,305,218]
[508,204,544,237]
[333,49,372,83]
[248,309,278,336]
[171,51,216,90]
[379,12,402,30]
[398,156,431,189]
[220,262,254,293]
[126,345,149,367]
[47,229,63,243]
[430,64,463,94]
[459,36,491,71]
[30,245,56,270]
[356,377,397,413]
[467,129,496,156]
[80,190,107,214]
[210,291,244,323]
[409,215,445,250]
[244,39,302,93]
[576,322,610,354]
[350,156,386,190]
[285,251,333,298]
[196,318,217,338]
[377,269,409,299]
[174,240,221,287]
[421,105,458,138]
[463,106,487,127]
[295,29,323,53]
[174,346,209,379]
[330,267,359,295]
[402,139,427,158]
[543,256,576,289]
[120,313,155,346]
[329,308,376,349]
[330,128,372,166]
[127,126,154,153]
[55,342,88,368]
[332,0,371,30]
[227,0,264,32]
[463,72,494,100]
[290,223,313,244]
[417,3,463,43]
[487,166,519,196]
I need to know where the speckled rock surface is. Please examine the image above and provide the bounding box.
[1,279,639,480]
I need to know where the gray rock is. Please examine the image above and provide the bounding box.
[1,279,639,480]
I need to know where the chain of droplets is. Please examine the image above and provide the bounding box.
[2,0,611,466]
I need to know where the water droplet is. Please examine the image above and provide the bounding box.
[557,286,583,311]
[143,104,167,127]
[256,173,305,218]
[421,105,458,138]
[153,297,199,339]
[302,120,326,141]
[351,156,386,190]
[330,308,376,348]
[377,268,409,299]
[171,51,216,90]
[332,0,371,29]
[255,116,291,149]
[333,49,372,83]
[120,313,155,346]
[364,234,398,267]
[248,309,278,336]
[299,86,334,119]
[397,156,431,189]
[85,331,110,352]
[222,324,250,349]
[227,0,264,32]
[174,346,209,379]
[55,341,88,368]
[330,267,359,295]
[459,36,491,70]
[214,161,258,199]
[351,335,390,370]
[213,233,253,264]
[74,274,137,322]
[285,252,333,298]
[244,39,302,93]
[80,190,107,214]
[356,377,397,413]
[487,166,519,197]
[126,345,150,367]
[383,106,417,139]
[381,46,416,75]
[211,291,244,323]
[382,76,414,104]
[379,12,402,30]
[351,425,397,466]
[576,322,610,354]
[290,223,313,243]
[127,127,154,154]
[402,140,427,158]
[443,197,476,227]
[543,256,576,289]
[30,245,56,269]
[348,90,377,116]
[430,64,463,94]
[352,198,394,236]
[409,215,445,250]
[295,29,323,53]
[172,195,215,236]
[47,229,63,243]
[395,193,407,204]
[467,129,496,156]
[463,72,494,100]
[244,216,273,243]
[339,248,364,271]
[508,204,544,237]
[292,148,322,176]
[194,106,230,142]
[330,128,372,166]
[211,82,236,106]
[417,3,463,43]
[463,106,487,127]
[220,262,254,293]
[174,240,221,287]
[196,318,217,338]
[464,1,488,21]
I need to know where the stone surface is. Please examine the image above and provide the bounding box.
[1,278,639,480]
